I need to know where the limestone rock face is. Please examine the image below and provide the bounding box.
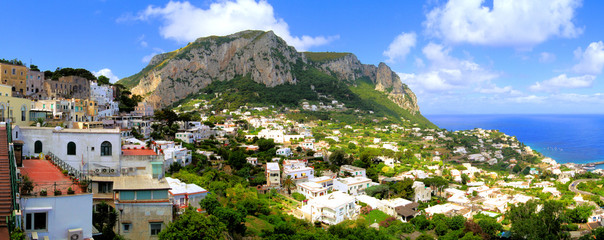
[121,30,420,114]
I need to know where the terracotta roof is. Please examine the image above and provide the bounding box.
[122,149,157,156]
[395,206,417,217]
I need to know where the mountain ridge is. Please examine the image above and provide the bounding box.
[118,30,431,126]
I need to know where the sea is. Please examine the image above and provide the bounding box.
[425,114,604,168]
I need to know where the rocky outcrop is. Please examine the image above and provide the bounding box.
[120,30,420,114]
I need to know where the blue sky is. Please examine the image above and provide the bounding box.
[2,0,604,114]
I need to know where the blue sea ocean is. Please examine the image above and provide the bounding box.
[426,114,604,168]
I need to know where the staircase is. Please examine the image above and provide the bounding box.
[0,127,12,239]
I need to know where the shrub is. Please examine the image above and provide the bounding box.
[291,192,306,201]
[67,187,75,194]
[39,189,47,196]
[54,189,62,196]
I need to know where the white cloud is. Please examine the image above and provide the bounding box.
[509,95,547,103]
[539,52,556,63]
[138,34,148,48]
[400,43,499,93]
[477,84,521,95]
[383,32,416,63]
[572,41,604,74]
[93,68,120,83]
[142,48,165,63]
[424,0,583,47]
[529,74,595,92]
[128,0,337,51]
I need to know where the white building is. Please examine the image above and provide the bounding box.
[412,181,432,202]
[266,162,281,187]
[333,177,374,195]
[166,177,208,210]
[18,159,94,240]
[283,160,314,181]
[89,81,114,105]
[153,141,192,167]
[300,192,358,225]
[175,132,194,144]
[309,176,335,191]
[16,126,122,172]
[276,147,292,157]
[296,182,328,199]
[340,165,366,178]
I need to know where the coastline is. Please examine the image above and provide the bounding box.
[426,114,604,168]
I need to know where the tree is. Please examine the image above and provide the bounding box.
[213,207,246,235]
[329,149,350,167]
[92,202,118,240]
[282,175,295,195]
[477,218,503,239]
[389,178,415,200]
[227,149,246,170]
[257,138,276,152]
[507,200,565,239]
[565,204,595,223]
[159,209,227,240]
[29,64,40,71]
[98,75,111,85]
[365,185,390,199]
[199,194,221,215]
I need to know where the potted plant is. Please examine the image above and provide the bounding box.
[62,170,68,176]
[54,189,62,196]
[20,176,34,195]
[67,187,75,195]
[79,180,89,192]
[39,189,47,196]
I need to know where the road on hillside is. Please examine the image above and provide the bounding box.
[569,179,604,201]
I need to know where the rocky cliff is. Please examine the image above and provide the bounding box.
[119,30,421,114]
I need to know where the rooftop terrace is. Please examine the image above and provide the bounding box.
[19,159,85,196]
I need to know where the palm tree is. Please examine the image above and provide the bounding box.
[282,175,294,195]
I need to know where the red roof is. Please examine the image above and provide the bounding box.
[122,149,157,156]
[19,159,85,195]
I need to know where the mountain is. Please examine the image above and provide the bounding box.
[118,30,434,127]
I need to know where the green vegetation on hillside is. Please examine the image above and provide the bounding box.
[172,66,434,127]
[349,78,436,128]
[303,52,351,63]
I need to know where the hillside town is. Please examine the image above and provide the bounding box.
[1,61,604,239]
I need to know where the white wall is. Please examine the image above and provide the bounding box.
[21,194,93,240]
[19,127,122,170]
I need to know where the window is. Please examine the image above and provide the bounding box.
[25,212,47,231]
[150,222,162,235]
[21,105,26,121]
[122,223,131,233]
[67,142,76,155]
[101,141,112,156]
[120,191,135,200]
[98,182,113,193]
[12,68,15,75]
[0,104,4,121]
[34,141,42,154]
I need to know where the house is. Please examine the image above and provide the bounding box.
[308,176,335,191]
[266,162,281,188]
[0,84,33,126]
[153,141,192,167]
[175,132,194,144]
[424,203,471,218]
[283,160,314,181]
[134,102,154,117]
[340,165,366,178]
[246,157,258,166]
[276,147,292,157]
[113,175,172,240]
[296,182,328,199]
[300,139,314,150]
[380,198,419,222]
[412,181,432,202]
[542,187,561,197]
[333,177,374,195]
[300,192,358,225]
[16,126,122,172]
[165,177,208,211]
[120,145,163,177]
[18,158,94,240]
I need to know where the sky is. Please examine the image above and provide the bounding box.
[2,0,604,114]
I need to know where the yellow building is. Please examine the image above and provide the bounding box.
[0,63,28,97]
[72,99,97,122]
[0,84,32,126]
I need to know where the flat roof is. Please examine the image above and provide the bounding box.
[20,126,120,134]
[165,177,207,195]
[109,175,171,190]
[267,162,280,171]
[19,159,86,195]
[336,177,372,185]
[122,149,157,156]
